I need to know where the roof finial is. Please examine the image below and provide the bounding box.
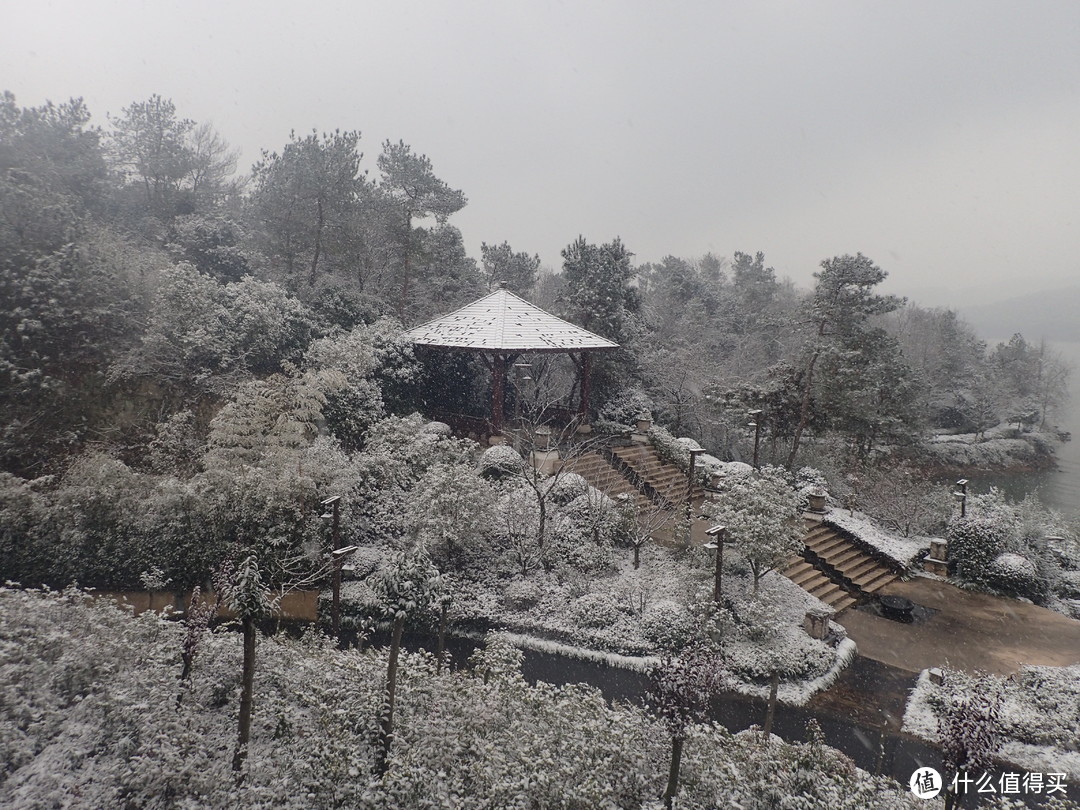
[498,280,507,289]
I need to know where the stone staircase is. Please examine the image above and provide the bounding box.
[610,445,705,508]
[782,523,900,613]
[561,451,652,509]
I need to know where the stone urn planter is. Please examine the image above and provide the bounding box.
[806,486,828,513]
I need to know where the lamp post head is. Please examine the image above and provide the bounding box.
[321,495,341,507]
[704,524,727,539]
[955,479,969,488]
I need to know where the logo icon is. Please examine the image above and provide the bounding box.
[910,767,942,799]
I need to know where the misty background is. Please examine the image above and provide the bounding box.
[4,0,1079,324]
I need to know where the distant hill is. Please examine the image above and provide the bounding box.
[958,285,1080,343]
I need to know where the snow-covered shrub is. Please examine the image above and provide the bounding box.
[569,592,627,629]
[794,466,829,493]
[1059,571,1080,599]
[947,492,1017,583]
[501,578,543,610]
[409,462,497,573]
[559,490,618,539]
[729,594,785,642]
[907,664,1080,777]
[1,587,929,810]
[725,627,834,682]
[598,388,654,426]
[641,600,696,651]
[469,632,526,685]
[546,530,616,575]
[477,444,525,477]
[1004,666,1080,752]
[546,472,590,505]
[648,424,691,470]
[986,552,1045,602]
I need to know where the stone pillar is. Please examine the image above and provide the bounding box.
[923,538,949,576]
[803,607,835,640]
[632,416,652,444]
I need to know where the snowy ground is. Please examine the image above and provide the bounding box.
[922,425,1059,470]
[903,666,1080,779]
[337,545,855,706]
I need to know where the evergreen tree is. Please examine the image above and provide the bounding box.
[788,254,904,466]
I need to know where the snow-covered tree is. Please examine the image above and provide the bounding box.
[702,466,802,593]
[788,253,904,466]
[409,461,497,572]
[646,643,724,809]
[370,548,446,773]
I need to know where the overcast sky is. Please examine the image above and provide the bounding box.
[4,0,1079,306]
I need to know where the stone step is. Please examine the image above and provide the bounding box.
[827,547,864,569]
[792,566,826,587]
[804,525,837,544]
[832,595,857,613]
[784,559,815,579]
[809,580,846,604]
[810,535,848,555]
[861,571,898,593]
[799,565,829,591]
[850,563,892,587]
[843,557,882,581]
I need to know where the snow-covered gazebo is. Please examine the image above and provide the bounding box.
[403,287,619,436]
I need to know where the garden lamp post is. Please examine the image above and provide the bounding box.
[686,448,706,524]
[703,524,728,604]
[748,409,763,468]
[320,496,343,638]
[954,478,969,519]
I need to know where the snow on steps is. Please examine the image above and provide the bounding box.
[561,451,651,509]
[610,444,705,506]
[783,523,901,613]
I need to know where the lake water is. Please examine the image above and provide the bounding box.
[968,339,1080,517]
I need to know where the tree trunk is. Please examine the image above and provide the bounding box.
[787,347,821,468]
[537,491,546,550]
[763,670,779,742]
[397,213,412,321]
[309,197,324,285]
[633,543,641,570]
[232,615,257,774]
[377,614,406,774]
[436,600,448,675]
[663,734,684,810]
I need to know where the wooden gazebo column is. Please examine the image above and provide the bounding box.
[491,352,506,434]
[578,352,592,420]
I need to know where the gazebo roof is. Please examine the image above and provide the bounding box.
[403,288,619,353]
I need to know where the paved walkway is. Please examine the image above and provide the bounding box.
[838,576,1080,676]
